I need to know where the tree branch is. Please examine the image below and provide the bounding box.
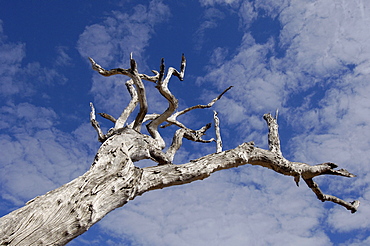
[88,57,158,82]
[138,142,359,213]
[90,102,106,142]
[129,54,148,132]
[161,86,233,129]
[89,55,160,132]
[263,112,282,156]
[146,56,185,149]
[114,79,139,129]
[303,178,360,213]
[98,113,116,123]
[213,110,222,153]
[166,123,214,162]
[139,114,360,213]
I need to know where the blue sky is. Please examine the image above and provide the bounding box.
[1,0,370,245]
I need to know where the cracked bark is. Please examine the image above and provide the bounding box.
[0,55,359,246]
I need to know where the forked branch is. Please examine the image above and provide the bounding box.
[95,79,139,128]
[263,113,359,213]
[166,123,214,162]
[161,86,233,129]
[147,55,186,149]
[89,55,158,132]
[304,178,360,213]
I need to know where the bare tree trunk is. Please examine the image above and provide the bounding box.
[0,55,359,245]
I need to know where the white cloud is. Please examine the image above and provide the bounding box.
[55,46,72,67]
[197,0,370,157]
[77,0,171,117]
[197,34,287,137]
[193,7,227,50]
[99,169,332,246]
[199,0,241,7]
[0,20,68,98]
[0,20,27,96]
[0,103,93,207]
[77,0,170,68]
[238,1,257,28]
[343,236,370,246]
[279,2,370,79]
[207,47,229,67]
[78,23,116,66]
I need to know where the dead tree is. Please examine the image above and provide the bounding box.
[0,54,360,245]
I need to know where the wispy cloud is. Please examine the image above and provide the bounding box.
[199,0,241,7]
[0,102,92,207]
[77,0,170,67]
[193,7,226,50]
[77,0,170,116]
[0,20,67,98]
[0,20,27,97]
[54,46,72,67]
[0,20,93,213]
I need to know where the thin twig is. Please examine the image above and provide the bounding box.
[99,113,116,123]
[166,123,214,162]
[304,178,360,213]
[162,86,233,129]
[147,56,185,149]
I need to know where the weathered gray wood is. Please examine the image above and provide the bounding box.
[0,55,359,246]
[114,79,138,129]
[147,57,184,150]
[0,130,140,245]
[161,85,233,129]
[213,110,222,153]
